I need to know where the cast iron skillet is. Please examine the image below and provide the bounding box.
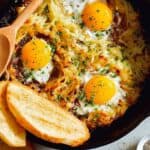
[0,0,150,149]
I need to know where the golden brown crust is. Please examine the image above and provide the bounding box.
[0,81,26,147]
[0,140,35,150]
[6,81,90,147]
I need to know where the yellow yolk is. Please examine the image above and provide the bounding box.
[82,2,113,31]
[85,75,116,105]
[21,39,51,70]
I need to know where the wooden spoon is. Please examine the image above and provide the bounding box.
[0,0,43,77]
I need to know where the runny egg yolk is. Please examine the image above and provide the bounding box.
[82,2,113,31]
[85,75,116,105]
[21,39,51,70]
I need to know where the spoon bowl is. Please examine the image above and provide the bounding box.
[0,27,15,77]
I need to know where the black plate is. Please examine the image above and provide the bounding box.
[0,0,150,149]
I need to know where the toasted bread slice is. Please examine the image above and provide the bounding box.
[0,140,35,150]
[6,82,90,147]
[0,82,26,147]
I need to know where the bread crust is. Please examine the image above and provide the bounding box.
[0,140,35,150]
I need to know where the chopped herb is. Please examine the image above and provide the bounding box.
[95,31,105,38]
[66,97,70,101]
[79,22,84,28]
[56,94,63,101]
[66,79,72,85]
[93,113,100,122]
[94,107,98,111]
[43,24,47,27]
[80,68,86,75]
[110,72,117,78]
[121,55,128,62]
[41,71,45,74]
[53,38,57,44]
[45,45,49,49]
[43,5,49,15]
[89,93,95,103]
[23,70,33,79]
[72,107,77,111]
[88,99,94,106]
[99,67,109,75]
[107,104,114,108]
[115,56,119,61]
[51,44,56,53]
[77,90,86,101]
[84,103,88,107]
[71,57,80,67]
[82,60,87,66]
[57,31,63,36]
[72,15,75,20]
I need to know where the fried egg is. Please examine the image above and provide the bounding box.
[76,72,126,115]
[21,38,53,84]
[82,1,113,31]
[61,0,113,38]
[60,0,113,61]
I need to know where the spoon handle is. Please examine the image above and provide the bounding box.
[12,0,43,32]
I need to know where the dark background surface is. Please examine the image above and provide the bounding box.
[0,0,25,27]
[0,0,150,149]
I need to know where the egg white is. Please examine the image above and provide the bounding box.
[62,0,89,14]
[23,62,53,84]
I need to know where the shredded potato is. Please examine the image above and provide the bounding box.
[7,0,150,128]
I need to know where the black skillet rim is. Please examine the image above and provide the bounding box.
[0,0,150,149]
